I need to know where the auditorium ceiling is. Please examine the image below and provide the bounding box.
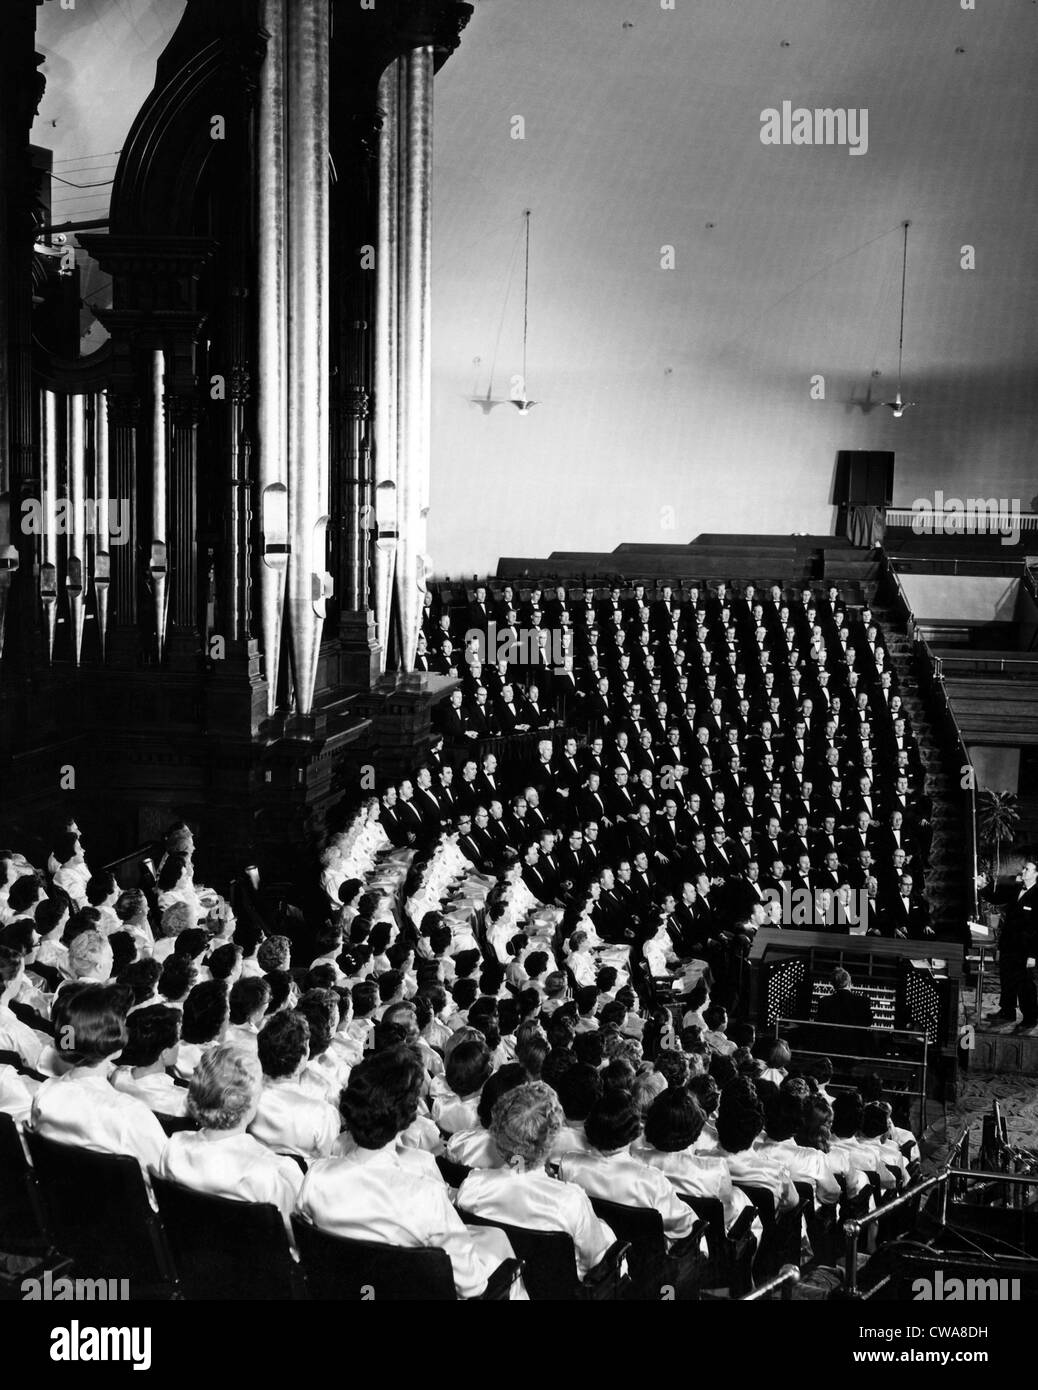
[31,0,1038,571]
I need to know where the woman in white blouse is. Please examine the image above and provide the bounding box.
[457,1081,616,1281]
[635,1088,755,1233]
[248,1010,341,1162]
[296,1046,518,1298]
[703,1078,798,1212]
[110,1004,186,1117]
[155,853,204,929]
[445,1063,525,1170]
[159,1046,303,1238]
[754,1083,842,1206]
[557,1089,696,1246]
[29,985,167,1181]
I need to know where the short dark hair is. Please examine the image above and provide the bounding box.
[831,1089,864,1138]
[108,931,138,974]
[555,1063,603,1121]
[573,1031,604,1068]
[264,969,295,1014]
[207,943,243,981]
[688,1073,720,1117]
[118,1004,180,1068]
[476,1062,526,1129]
[52,831,80,866]
[0,943,23,988]
[861,1100,891,1139]
[340,1046,424,1148]
[351,980,380,1018]
[257,935,290,973]
[159,954,196,1004]
[0,921,36,957]
[157,852,189,892]
[645,1089,706,1151]
[85,871,117,908]
[58,983,128,1062]
[8,874,43,914]
[452,977,478,1010]
[258,1010,310,1080]
[368,922,392,955]
[599,1000,627,1029]
[655,1051,690,1090]
[181,980,230,1045]
[174,928,210,961]
[377,969,403,1003]
[35,896,69,935]
[296,989,339,1056]
[575,985,599,1016]
[716,1078,764,1154]
[585,1089,641,1152]
[303,961,336,992]
[763,1086,804,1142]
[118,957,163,1006]
[445,1038,492,1098]
[229,976,271,1024]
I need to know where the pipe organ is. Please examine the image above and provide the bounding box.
[0,0,472,875]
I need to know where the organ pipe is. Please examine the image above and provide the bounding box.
[373,59,400,672]
[257,0,289,716]
[67,393,86,666]
[149,349,169,660]
[40,389,58,661]
[93,390,110,660]
[285,0,332,719]
[394,47,434,672]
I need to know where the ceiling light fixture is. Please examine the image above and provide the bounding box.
[469,209,537,415]
[883,221,917,419]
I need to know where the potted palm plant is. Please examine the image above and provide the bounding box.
[977,789,1021,929]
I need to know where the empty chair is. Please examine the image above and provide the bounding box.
[24,1132,177,1297]
[152,1175,304,1300]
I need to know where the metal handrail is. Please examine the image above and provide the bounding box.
[935,654,1038,676]
[740,1263,800,1301]
[886,556,980,921]
[840,1123,968,1298]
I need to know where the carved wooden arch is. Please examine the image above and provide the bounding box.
[109,3,262,241]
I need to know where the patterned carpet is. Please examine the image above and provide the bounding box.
[923,1073,1038,1169]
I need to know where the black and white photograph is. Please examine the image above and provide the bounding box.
[0,0,1037,1349]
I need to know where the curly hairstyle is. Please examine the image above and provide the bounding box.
[258,1010,310,1080]
[340,1045,424,1148]
[644,1088,707,1152]
[490,1081,564,1169]
[716,1077,764,1155]
[796,1095,834,1152]
[187,1046,262,1130]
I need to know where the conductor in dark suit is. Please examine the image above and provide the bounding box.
[816,966,874,1054]
[978,860,1038,1032]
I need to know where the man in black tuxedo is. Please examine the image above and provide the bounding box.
[437,688,468,745]
[885,872,933,941]
[816,967,874,1054]
[979,860,1038,1031]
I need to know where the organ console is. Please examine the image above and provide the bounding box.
[749,928,965,1115]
